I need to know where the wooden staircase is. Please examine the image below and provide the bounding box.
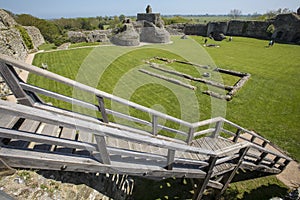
[0,54,291,199]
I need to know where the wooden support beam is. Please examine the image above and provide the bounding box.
[217,146,250,197]
[97,96,109,123]
[166,149,175,170]
[0,63,35,106]
[194,155,218,200]
[233,129,242,143]
[94,135,111,164]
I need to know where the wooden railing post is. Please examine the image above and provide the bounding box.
[255,152,268,165]
[186,127,194,145]
[152,115,158,136]
[269,156,281,168]
[97,95,109,123]
[233,129,242,143]
[166,149,175,170]
[0,63,36,106]
[211,120,223,138]
[94,135,111,164]
[194,155,218,200]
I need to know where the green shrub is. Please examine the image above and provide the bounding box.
[16,25,34,49]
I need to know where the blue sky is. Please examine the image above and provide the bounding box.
[0,0,299,19]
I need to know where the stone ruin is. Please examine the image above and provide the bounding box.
[0,9,45,99]
[67,30,109,43]
[110,23,140,46]
[111,5,170,46]
[167,12,300,44]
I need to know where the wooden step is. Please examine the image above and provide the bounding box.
[55,127,76,154]
[7,119,41,148]
[32,123,60,151]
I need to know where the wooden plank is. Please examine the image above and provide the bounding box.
[0,127,97,151]
[33,123,59,151]
[55,128,76,153]
[7,119,41,148]
[0,113,19,128]
[75,130,94,156]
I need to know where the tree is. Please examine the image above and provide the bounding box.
[229,9,242,19]
[119,14,126,22]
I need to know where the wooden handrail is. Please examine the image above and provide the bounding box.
[0,99,216,156]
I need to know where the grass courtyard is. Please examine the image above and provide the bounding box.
[29,36,300,161]
[28,36,300,199]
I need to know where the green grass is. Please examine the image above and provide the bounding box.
[193,36,300,161]
[28,35,299,199]
[38,43,57,51]
[69,42,102,48]
[29,36,300,161]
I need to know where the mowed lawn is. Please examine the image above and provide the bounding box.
[29,36,300,162]
[194,36,300,161]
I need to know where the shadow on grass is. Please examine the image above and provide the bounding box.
[222,184,288,200]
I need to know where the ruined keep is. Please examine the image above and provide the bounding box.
[111,6,170,46]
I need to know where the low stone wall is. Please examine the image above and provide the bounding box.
[171,13,300,43]
[68,30,110,43]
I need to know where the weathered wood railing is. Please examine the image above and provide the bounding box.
[189,117,292,173]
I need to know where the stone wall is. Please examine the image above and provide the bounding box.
[175,13,300,44]
[0,9,17,29]
[0,28,28,61]
[227,20,270,39]
[207,22,228,35]
[0,9,45,99]
[24,26,45,49]
[272,13,300,43]
[184,24,207,36]
[68,30,109,43]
